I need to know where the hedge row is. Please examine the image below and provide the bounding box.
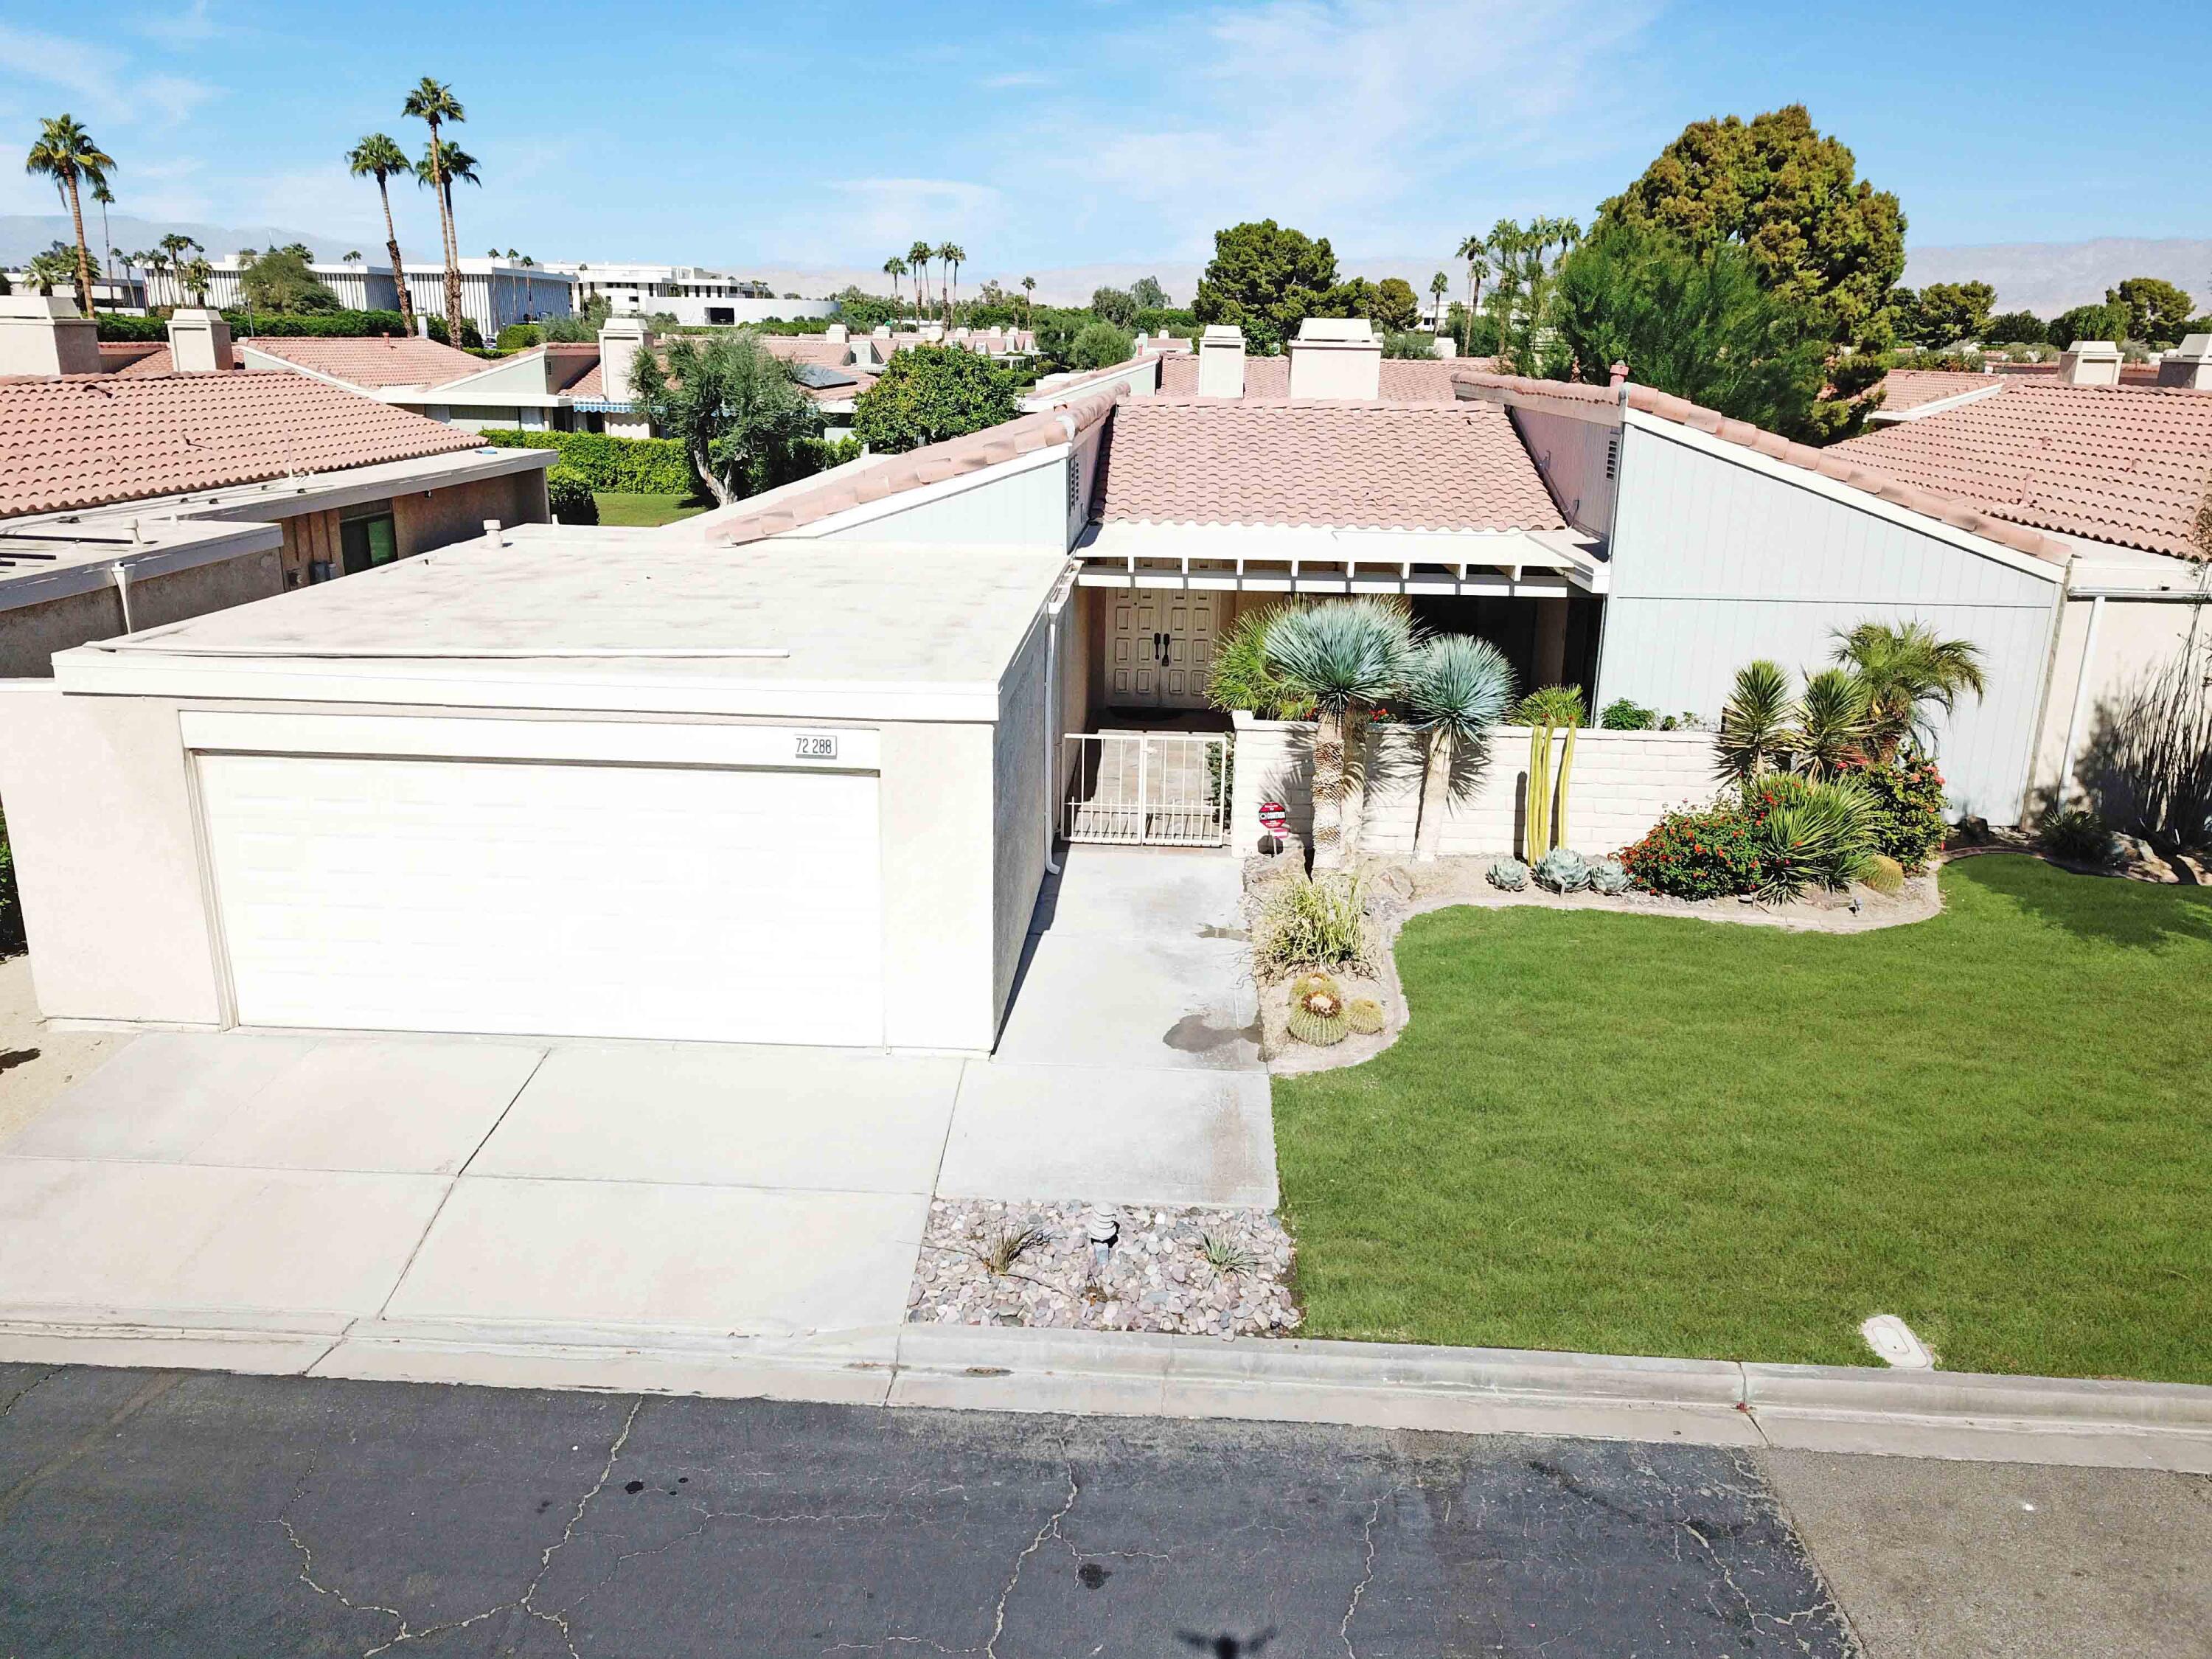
[94,308,418,342]
[477,428,693,495]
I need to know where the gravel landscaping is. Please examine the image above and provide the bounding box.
[909,1198,1301,1338]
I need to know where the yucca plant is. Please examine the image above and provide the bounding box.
[1208,602,1314,720]
[1753,777,1879,902]
[1793,667,1873,780]
[1717,659,1795,785]
[1397,634,1516,862]
[1264,599,1417,868]
[1832,621,1987,760]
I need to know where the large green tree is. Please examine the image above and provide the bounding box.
[1130,275,1167,310]
[1601,105,1905,437]
[1548,223,1829,438]
[1371,276,1421,332]
[1192,220,1340,351]
[1899,279,1996,347]
[1090,285,1137,327]
[1983,309,2049,346]
[630,332,826,505]
[2111,277,2196,346]
[849,344,1020,454]
[2050,299,2129,349]
[240,246,341,316]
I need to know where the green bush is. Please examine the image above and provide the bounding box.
[546,465,598,524]
[230,309,411,338]
[94,313,169,341]
[1600,698,1657,730]
[476,429,694,495]
[1747,774,1879,901]
[1381,330,1438,359]
[1844,752,1948,872]
[496,322,546,351]
[1066,320,1135,370]
[2037,808,2119,866]
[1620,801,1764,900]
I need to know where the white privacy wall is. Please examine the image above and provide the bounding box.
[1230,715,1719,860]
[1596,417,2065,823]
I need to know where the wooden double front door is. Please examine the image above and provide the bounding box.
[1107,590,1221,709]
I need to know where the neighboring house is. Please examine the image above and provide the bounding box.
[1,270,147,312]
[540,262,836,326]
[0,295,554,678]
[143,257,575,338]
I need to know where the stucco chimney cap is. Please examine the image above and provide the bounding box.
[1200,324,1245,344]
[1293,317,1375,344]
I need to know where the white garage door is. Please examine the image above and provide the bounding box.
[198,752,884,1046]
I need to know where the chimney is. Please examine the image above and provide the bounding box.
[598,315,654,402]
[167,306,233,374]
[1288,316,1381,399]
[2058,339,2123,386]
[416,313,432,338]
[824,321,849,344]
[2157,334,2212,390]
[0,293,100,378]
[1609,361,1630,389]
[1197,324,1246,397]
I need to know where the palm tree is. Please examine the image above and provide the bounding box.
[178,254,213,307]
[1794,669,1874,781]
[1263,599,1417,869]
[24,115,114,318]
[1427,271,1449,339]
[401,77,467,344]
[882,254,906,302]
[91,178,116,279]
[1399,634,1517,861]
[155,233,200,309]
[1717,660,1795,785]
[347,133,417,331]
[1021,275,1035,327]
[24,245,77,301]
[415,138,479,339]
[905,240,932,321]
[1832,622,1988,759]
[1455,232,1490,356]
[938,243,965,327]
[344,250,363,263]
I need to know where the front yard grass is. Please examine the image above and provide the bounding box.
[1273,856,2212,1382]
[592,491,708,527]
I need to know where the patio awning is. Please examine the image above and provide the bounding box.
[1072,521,1609,597]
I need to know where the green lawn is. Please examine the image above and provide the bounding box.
[1273,856,2212,1382]
[592,491,709,527]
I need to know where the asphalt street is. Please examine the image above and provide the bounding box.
[0,1362,1856,1658]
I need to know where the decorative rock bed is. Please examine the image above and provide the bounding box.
[909,1199,1301,1338]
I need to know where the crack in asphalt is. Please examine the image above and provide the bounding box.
[1340,1493,1383,1658]
[987,1458,1081,1659]
[0,1366,60,1424]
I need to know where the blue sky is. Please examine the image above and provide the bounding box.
[4,0,2208,280]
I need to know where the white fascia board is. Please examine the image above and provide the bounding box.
[1868,382,2007,424]
[53,650,1006,722]
[771,442,1071,541]
[179,711,884,771]
[184,448,555,526]
[1624,410,2066,586]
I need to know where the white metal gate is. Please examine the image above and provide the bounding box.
[1061,733,1229,846]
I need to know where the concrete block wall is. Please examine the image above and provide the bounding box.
[1229,713,1720,860]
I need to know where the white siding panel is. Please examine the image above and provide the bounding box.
[1602,425,2061,821]
[819,460,1070,549]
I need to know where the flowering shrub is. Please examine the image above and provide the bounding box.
[1618,802,1764,900]
[1841,753,1948,872]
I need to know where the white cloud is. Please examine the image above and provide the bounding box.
[979,70,1053,88]
[1028,0,1659,257]
[0,23,218,128]
[135,0,219,46]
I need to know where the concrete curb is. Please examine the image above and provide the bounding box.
[5,1307,2208,1472]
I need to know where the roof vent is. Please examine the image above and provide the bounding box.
[2058,339,2123,386]
[2157,333,2212,390]
[1197,324,1246,398]
[1289,316,1380,400]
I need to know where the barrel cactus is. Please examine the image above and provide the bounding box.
[1290,970,1340,1005]
[1588,856,1630,896]
[1863,853,1906,895]
[1533,847,1592,894]
[1345,996,1386,1035]
[1487,857,1529,892]
[1287,983,1348,1046]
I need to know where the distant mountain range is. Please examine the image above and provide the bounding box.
[13,213,2204,321]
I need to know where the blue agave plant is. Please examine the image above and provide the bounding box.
[1487,857,1528,891]
[1533,847,1591,894]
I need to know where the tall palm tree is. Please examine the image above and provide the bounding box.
[938,242,965,327]
[415,138,479,340]
[401,77,466,344]
[1021,274,1035,327]
[24,115,114,318]
[1263,599,1417,869]
[882,254,907,302]
[345,133,417,331]
[1832,622,1988,759]
[24,245,77,301]
[155,232,200,309]
[1454,232,1489,356]
[91,178,116,278]
[905,240,932,321]
[1399,634,1516,861]
[1428,271,1449,339]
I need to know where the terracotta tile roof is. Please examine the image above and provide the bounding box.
[95,341,165,372]
[1154,355,1492,400]
[565,360,605,399]
[1453,370,2075,566]
[243,334,486,389]
[1834,379,2212,560]
[541,343,599,394]
[1094,397,1563,532]
[105,342,243,376]
[0,372,484,518]
[1877,369,2004,413]
[705,389,1124,545]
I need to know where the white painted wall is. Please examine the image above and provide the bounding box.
[807,452,1077,551]
[992,611,1053,1027]
[1230,714,1719,860]
[1599,417,2064,823]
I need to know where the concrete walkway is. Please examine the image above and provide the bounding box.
[0,844,1275,1371]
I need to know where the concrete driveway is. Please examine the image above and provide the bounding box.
[0,844,1273,1373]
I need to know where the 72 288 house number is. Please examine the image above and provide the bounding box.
[793,734,838,759]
